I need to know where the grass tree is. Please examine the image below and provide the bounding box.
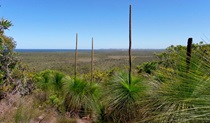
[104,72,147,122]
[63,35,100,119]
[33,70,67,98]
[102,5,148,122]
[63,78,100,118]
[140,40,210,122]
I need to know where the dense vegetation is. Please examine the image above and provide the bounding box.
[0,19,32,99]
[1,18,210,123]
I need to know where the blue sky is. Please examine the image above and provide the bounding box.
[1,0,210,49]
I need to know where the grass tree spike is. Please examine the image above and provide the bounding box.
[75,33,78,79]
[91,37,94,83]
[129,4,132,85]
[186,38,192,73]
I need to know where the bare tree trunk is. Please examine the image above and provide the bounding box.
[186,38,192,73]
[91,37,94,83]
[75,33,78,80]
[129,5,132,85]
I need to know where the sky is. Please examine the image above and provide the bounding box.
[0,0,210,49]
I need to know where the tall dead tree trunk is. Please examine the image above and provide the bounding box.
[186,38,192,73]
[129,4,132,85]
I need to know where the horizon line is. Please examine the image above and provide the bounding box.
[15,48,165,50]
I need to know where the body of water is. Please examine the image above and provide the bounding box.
[15,49,164,53]
[15,49,91,52]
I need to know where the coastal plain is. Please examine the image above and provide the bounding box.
[18,49,163,75]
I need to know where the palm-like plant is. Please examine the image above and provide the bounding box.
[0,18,12,33]
[34,70,68,93]
[141,44,210,122]
[102,5,147,122]
[104,72,147,123]
[50,71,66,94]
[33,70,68,104]
[34,70,54,92]
[63,78,100,118]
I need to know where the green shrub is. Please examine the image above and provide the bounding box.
[33,70,69,112]
[137,61,158,74]
[140,44,210,122]
[103,72,147,123]
[34,70,67,93]
[63,78,100,118]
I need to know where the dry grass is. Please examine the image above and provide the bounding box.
[0,92,78,123]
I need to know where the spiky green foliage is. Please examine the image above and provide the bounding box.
[137,61,158,74]
[0,18,12,32]
[33,70,68,110]
[34,70,66,93]
[141,44,210,122]
[0,18,14,52]
[104,72,147,123]
[63,78,100,117]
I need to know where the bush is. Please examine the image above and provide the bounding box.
[140,44,210,122]
[0,18,32,99]
[103,72,147,123]
[137,61,158,74]
[63,78,100,118]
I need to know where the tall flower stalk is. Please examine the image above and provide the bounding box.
[91,37,94,83]
[128,4,132,85]
[75,33,78,80]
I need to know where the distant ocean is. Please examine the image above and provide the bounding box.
[15,49,91,52]
[15,49,164,53]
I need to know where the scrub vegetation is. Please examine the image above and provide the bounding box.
[2,7,210,122]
